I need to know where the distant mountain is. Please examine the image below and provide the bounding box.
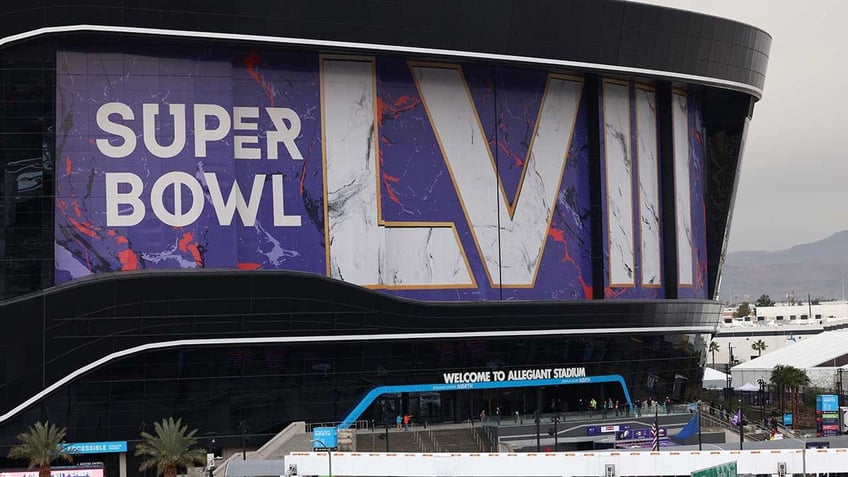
[720,231,848,304]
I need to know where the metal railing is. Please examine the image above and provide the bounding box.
[306,419,370,431]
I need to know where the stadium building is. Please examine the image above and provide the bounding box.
[0,0,768,463]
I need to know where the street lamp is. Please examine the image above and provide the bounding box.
[738,398,743,450]
[758,378,767,429]
[534,411,541,452]
[377,420,390,451]
[837,368,844,408]
[311,439,332,477]
[239,420,248,460]
[725,372,733,402]
[548,415,560,451]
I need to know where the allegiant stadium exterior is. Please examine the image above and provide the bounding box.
[0,0,768,463]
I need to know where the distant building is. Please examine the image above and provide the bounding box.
[708,302,848,369]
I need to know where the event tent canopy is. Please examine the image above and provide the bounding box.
[703,367,729,389]
[735,382,759,392]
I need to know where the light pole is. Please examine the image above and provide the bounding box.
[738,398,743,450]
[697,401,702,451]
[534,412,541,452]
[725,372,733,403]
[758,378,767,429]
[548,415,560,451]
[239,420,248,460]
[839,368,845,436]
[311,439,332,477]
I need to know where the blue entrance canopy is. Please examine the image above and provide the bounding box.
[339,374,631,428]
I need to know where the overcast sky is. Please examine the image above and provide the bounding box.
[632,0,847,252]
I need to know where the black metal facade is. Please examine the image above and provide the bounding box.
[0,0,769,467]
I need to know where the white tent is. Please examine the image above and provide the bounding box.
[735,382,759,392]
[703,367,729,389]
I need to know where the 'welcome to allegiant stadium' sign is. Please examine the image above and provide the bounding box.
[443,367,587,384]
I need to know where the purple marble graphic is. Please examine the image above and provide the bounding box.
[679,91,708,299]
[55,46,703,302]
[55,49,325,281]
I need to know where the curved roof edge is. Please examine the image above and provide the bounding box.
[0,0,770,98]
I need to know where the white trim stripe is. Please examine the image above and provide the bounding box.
[2,325,714,424]
[0,24,763,98]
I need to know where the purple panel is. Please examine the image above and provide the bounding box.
[56,49,325,279]
[682,91,708,299]
[55,47,595,302]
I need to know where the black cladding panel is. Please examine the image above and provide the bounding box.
[0,0,769,93]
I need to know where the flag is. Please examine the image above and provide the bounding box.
[730,408,742,426]
[674,413,700,440]
[651,419,659,451]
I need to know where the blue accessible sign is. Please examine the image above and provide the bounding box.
[782,413,793,426]
[312,427,338,449]
[64,441,128,454]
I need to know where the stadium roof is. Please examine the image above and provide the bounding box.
[734,330,848,370]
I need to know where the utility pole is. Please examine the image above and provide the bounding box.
[808,292,813,320]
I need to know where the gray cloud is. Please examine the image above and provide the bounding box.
[633,0,848,252]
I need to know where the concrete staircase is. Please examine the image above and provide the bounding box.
[355,425,494,453]
[357,428,422,452]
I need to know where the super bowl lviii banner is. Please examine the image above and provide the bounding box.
[55,48,702,301]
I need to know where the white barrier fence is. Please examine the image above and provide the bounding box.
[284,448,848,476]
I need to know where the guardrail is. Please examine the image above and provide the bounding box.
[213,421,306,477]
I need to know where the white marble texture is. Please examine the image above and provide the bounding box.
[412,66,581,286]
[383,227,471,286]
[602,81,635,286]
[635,87,661,286]
[323,59,472,287]
[672,92,693,286]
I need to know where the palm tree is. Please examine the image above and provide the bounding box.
[135,417,206,477]
[7,421,73,477]
[770,365,810,417]
[708,341,720,367]
[751,339,768,357]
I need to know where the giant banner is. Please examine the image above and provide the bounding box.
[54,47,702,302]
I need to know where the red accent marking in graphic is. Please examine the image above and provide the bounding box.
[72,201,82,218]
[65,156,72,176]
[604,286,627,299]
[692,128,702,145]
[88,138,95,144]
[375,94,420,207]
[377,95,420,126]
[58,200,68,214]
[116,236,128,244]
[118,248,139,270]
[178,232,192,252]
[378,148,401,205]
[491,139,524,167]
[178,232,203,266]
[237,262,261,270]
[548,226,592,299]
[243,51,275,107]
[107,230,117,237]
[73,237,92,270]
[68,217,99,239]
